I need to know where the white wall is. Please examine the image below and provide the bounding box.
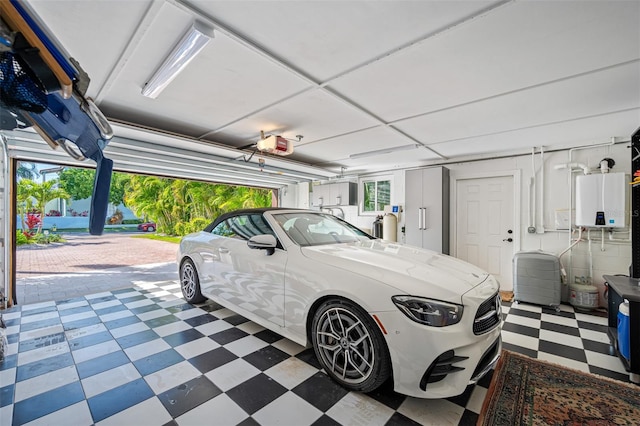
[300,142,631,306]
[442,143,631,303]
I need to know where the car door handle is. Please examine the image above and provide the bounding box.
[219,247,229,253]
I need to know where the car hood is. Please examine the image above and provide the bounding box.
[300,240,491,302]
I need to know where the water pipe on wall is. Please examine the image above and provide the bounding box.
[529,148,536,233]
[588,230,594,283]
[557,226,583,281]
[554,138,616,283]
[609,228,631,242]
[538,146,545,233]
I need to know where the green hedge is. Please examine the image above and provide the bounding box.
[122,219,144,225]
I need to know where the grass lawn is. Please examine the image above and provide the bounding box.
[132,234,181,244]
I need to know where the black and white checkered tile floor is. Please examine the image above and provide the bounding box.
[0,281,633,426]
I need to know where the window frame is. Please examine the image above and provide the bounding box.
[359,175,393,215]
[210,213,276,241]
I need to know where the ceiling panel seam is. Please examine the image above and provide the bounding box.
[317,0,513,85]
[168,0,446,158]
[169,0,317,84]
[390,58,640,127]
[425,107,640,149]
[316,87,447,159]
[196,86,316,141]
[94,0,167,103]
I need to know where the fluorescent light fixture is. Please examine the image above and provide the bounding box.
[142,22,214,99]
[349,144,420,160]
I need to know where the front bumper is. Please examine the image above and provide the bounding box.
[372,309,502,398]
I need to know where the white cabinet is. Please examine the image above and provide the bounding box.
[405,167,449,254]
[312,182,357,207]
[311,185,330,207]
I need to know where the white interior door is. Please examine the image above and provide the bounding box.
[455,175,515,290]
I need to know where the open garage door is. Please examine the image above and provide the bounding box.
[2,123,335,189]
[5,156,279,307]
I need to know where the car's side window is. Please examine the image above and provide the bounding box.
[212,214,275,241]
[211,220,236,238]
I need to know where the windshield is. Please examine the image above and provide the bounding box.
[273,212,374,247]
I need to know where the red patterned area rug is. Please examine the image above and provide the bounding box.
[478,350,640,425]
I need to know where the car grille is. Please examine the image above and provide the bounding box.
[473,293,501,335]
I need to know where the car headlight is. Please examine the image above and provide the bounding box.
[392,296,463,327]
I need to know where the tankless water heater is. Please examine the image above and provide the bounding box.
[575,172,626,228]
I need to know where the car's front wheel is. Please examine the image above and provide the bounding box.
[180,259,206,304]
[311,299,391,393]
[146,226,155,232]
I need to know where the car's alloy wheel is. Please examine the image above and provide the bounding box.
[147,226,155,232]
[312,299,390,392]
[180,259,206,304]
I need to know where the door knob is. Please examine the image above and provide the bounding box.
[507,229,513,234]
[503,238,513,242]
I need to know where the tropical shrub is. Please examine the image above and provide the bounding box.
[25,213,41,236]
[32,233,63,244]
[16,231,29,245]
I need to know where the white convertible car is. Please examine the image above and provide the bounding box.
[178,208,502,398]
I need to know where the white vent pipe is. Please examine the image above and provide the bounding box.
[553,162,591,174]
[538,146,545,234]
[529,148,536,231]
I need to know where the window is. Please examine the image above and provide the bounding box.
[211,213,274,240]
[211,220,235,237]
[361,177,391,214]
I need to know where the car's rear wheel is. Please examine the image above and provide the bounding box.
[147,226,155,232]
[311,299,390,393]
[180,259,206,304]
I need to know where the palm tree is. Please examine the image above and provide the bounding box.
[30,179,70,233]
[16,162,40,180]
[16,179,38,231]
[123,175,272,236]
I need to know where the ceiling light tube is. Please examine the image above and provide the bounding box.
[141,22,214,99]
[349,144,420,160]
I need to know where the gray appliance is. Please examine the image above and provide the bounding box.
[513,251,561,309]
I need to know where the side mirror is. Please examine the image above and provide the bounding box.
[247,234,278,255]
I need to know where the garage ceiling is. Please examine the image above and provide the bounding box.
[9,0,640,186]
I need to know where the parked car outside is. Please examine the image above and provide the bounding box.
[137,222,156,232]
[177,208,502,398]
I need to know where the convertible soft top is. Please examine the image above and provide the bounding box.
[203,207,305,233]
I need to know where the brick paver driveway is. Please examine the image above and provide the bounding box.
[14,232,180,305]
[16,232,178,279]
